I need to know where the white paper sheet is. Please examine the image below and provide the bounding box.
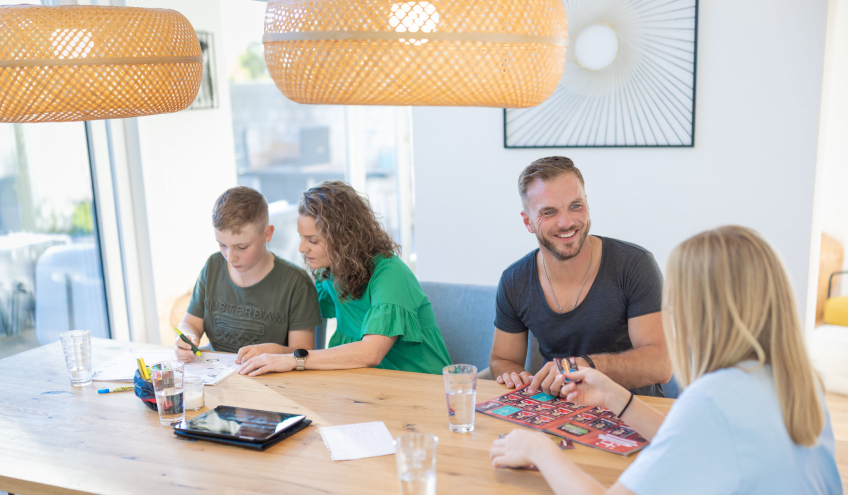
[318,421,397,461]
[91,349,239,386]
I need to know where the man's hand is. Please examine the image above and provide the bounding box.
[238,353,295,376]
[496,370,534,389]
[527,361,569,396]
[175,333,199,363]
[235,343,285,364]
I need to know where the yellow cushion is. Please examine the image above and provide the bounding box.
[824,296,848,327]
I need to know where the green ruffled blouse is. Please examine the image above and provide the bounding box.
[316,255,451,375]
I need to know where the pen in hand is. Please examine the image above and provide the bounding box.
[173,327,202,357]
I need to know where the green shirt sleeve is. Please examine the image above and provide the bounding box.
[316,279,337,319]
[359,257,427,343]
[186,256,211,318]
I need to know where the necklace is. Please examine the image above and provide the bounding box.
[542,238,593,313]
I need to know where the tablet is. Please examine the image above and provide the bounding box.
[173,405,306,442]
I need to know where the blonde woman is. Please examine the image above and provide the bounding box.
[490,226,842,494]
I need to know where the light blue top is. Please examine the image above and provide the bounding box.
[620,363,842,495]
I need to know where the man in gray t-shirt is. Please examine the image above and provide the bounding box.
[490,157,673,397]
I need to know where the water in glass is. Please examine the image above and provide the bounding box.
[446,390,476,433]
[399,470,436,495]
[154,388,185,425]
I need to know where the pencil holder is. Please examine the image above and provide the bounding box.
[134,370,158,411]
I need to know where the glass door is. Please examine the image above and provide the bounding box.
[0,122,110,358]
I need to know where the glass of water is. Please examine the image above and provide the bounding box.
[395,433,438,495]
[149,361,185,425]
[443,364,477,433]
[59,330,92,387]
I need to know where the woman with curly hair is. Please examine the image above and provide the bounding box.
[490,226,841,494]
[237,181,451,376]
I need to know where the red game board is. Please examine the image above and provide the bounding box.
[476,384,648,456]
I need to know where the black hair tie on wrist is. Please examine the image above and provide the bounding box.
[618,392,634,418]
[582,355,595,369]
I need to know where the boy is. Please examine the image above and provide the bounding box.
[175,186,322,364]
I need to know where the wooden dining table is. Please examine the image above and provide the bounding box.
[1,338,845,494]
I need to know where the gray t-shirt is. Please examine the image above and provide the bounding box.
[187,253,323,353]
[495,236,664,397]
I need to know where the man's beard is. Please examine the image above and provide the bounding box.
[537,219,591,262]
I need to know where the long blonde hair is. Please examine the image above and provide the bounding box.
[663,225,823,446]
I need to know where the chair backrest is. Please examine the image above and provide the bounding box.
[661,375,681,399]
[34,244,109,345]
[420,281,544,373]
[420,281,496,371]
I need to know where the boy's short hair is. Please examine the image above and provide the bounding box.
[212,186,269,234]
[518,156,585,206]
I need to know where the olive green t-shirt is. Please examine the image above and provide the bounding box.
[187,253,323,353]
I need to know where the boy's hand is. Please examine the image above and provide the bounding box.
[175,333,199,363]
[235,343,285,364]
[238,353,295,376]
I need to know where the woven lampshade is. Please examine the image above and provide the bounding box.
[0,5,202,123]
[263,0,568,108]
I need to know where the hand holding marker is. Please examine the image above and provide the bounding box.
[174,327,202,357]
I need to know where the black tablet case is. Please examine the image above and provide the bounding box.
[174,419,312,451]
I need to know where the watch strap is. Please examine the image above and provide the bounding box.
[582,355,596,369]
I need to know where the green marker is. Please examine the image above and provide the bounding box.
[174,327,201,357]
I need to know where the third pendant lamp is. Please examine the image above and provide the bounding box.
[263,0,568,108]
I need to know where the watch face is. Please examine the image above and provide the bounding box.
[293,348,309,359]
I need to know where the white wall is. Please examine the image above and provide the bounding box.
[125,0,238,344]
[413,0,828,325]
[818,0,848,296]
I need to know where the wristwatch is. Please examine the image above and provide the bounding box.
[294,348,309,371]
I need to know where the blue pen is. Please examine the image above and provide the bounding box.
[98,386,134,394]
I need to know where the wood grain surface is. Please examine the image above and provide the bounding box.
[1,339,844,494]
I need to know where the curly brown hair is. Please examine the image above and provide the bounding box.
[298,181,400,300]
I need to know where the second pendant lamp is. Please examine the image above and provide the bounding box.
[263,0,569,108]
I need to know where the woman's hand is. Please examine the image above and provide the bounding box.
[555,368,630,410]
[238,353,295,376]
[490,429,557,468]
[235,343,285,364]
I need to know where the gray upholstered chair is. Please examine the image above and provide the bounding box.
[419,281,544,378]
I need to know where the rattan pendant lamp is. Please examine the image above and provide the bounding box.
[263,0,568,108]
[0,4,203,123]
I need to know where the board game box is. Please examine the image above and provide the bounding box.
[476,384,648,456]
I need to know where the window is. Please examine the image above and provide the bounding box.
[0,122,110,358]
[221,0,415,267]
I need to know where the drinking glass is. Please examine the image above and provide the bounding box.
[149,361,185,425]
[59,330,92,387]
[443,364,477,433]
[183,376,205,410]
[395,433,438,495]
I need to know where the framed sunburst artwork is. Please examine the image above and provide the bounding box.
[504,0,699,148]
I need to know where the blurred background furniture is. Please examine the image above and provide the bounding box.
[808,234,848,396]
[0,232,70,336]
[34,243,108,345]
